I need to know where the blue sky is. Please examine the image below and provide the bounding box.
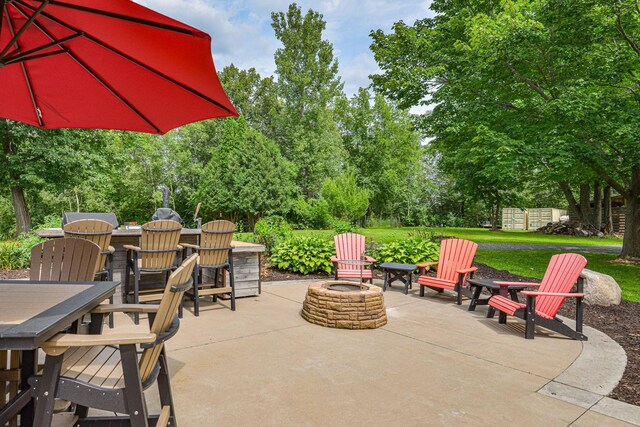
[138,1,434,97]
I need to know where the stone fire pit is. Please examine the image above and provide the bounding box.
[301,280,387,329]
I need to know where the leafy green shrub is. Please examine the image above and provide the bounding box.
[372,237,440,266]
[321,171,369,223]
[0,233,44,269]
[331,218,357,234]
[291,196,331,229]
[269,236,334,274]
[253,216,292,254]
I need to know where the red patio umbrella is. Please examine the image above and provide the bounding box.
[0,0,238,134]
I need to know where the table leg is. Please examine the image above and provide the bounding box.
[509,289,520,302]
[20,350,36,426]
[383,270,388,292]
[468,285,483,311]
[404,272,410,295]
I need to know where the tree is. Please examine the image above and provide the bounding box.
[337,88,423,221]
[271,3,345,195]
[0,120,108,235]
[370,0,640,257]
[197,116,295,226]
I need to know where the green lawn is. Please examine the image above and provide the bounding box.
[289,227,622,246]
[475,250,640,302]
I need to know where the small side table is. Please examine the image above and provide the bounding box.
[466,278,528,322]
[380,262,417,295]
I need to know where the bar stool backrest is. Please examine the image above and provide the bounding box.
[63,219,113,275]
[199,220,234,268]
[30,237,100,281]
[139,220,182,270]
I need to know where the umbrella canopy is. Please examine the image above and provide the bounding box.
[0,0,238,134]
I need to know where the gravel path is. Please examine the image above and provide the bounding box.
[478,243,622,254]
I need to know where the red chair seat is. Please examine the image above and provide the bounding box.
[337,269,373,279]
[418,276,456,290]
[489,295,554,320]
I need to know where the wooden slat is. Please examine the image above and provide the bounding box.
[30,238,100,282]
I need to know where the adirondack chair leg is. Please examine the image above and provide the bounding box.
[134,268,141,325]
[229,253,236,311]
[33,354,63,426]
[193,265,201,317]
[576,277,584,334]
[333,263,338,280]
[455,275,464,305]
[525,295,536,339]
[107,252,115,328]
[212,269,219,303]
[419,284,425,297]
[156,349,176,422]
[120,344,149,427]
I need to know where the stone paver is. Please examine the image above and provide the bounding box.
[104,280,633,426]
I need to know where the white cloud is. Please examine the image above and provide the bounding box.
[138,0,435,96]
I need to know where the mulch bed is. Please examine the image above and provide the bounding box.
[3,261,639,406]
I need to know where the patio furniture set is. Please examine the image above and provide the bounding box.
[330,233,589,341]
[1,218,243,426]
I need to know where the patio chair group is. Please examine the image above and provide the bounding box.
[331,232,589,342]
[1,218,239,426]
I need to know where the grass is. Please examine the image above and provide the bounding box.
[288,227,622,246]
[475,250,640,302]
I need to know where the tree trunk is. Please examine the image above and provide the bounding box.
[558,181,584,222]
[579,182,593,226]
[603,186,612,234]
[621,166,640,259]
[1,120,33,236]
[10,185,32,236]
[593,180,602,231]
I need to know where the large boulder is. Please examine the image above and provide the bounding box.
[580,269,622,306]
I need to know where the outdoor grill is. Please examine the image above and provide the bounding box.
[61,212,119,229]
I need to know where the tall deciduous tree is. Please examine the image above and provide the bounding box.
[271,3,345,195]
[337,89,423,221]
[371,0,640,257]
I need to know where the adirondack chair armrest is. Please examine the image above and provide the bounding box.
[456,267,477,274]
[417,261,438,274]
[180,243,200,250]
[494,281,540,287]
[123,244,141,252]
[176,244,184,250]
[42,332,157,356]
[521,291,585,298]
[92,303,160,314]
[331,255,339,263]
[107,245,115,254]
[364,255,377,263]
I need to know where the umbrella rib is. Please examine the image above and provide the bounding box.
[0,0,48,57]
[14,1,235,116]
[28,0,197,36]
[4,5,43,126]
[3,32,79,63]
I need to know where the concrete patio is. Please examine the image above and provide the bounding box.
[108,280,637,426]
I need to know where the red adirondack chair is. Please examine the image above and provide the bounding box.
[417,239,478,305]
[331,233,376,283]
[488,253,588,340]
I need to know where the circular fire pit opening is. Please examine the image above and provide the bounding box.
[301,280,387,329]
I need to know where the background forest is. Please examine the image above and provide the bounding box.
[2,1,638,257]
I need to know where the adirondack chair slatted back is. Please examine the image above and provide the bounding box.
[139,220,182,270]
[334,233,366,270]
[30,238,100,281]
[138,253,197,383]
[63,219,113,275]
[199,220,234,267]
[436,239,478,282]
[536,253,587,318]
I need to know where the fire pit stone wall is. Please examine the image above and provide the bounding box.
[301,280,387,329]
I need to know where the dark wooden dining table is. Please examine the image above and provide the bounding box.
[0,280,119,426]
